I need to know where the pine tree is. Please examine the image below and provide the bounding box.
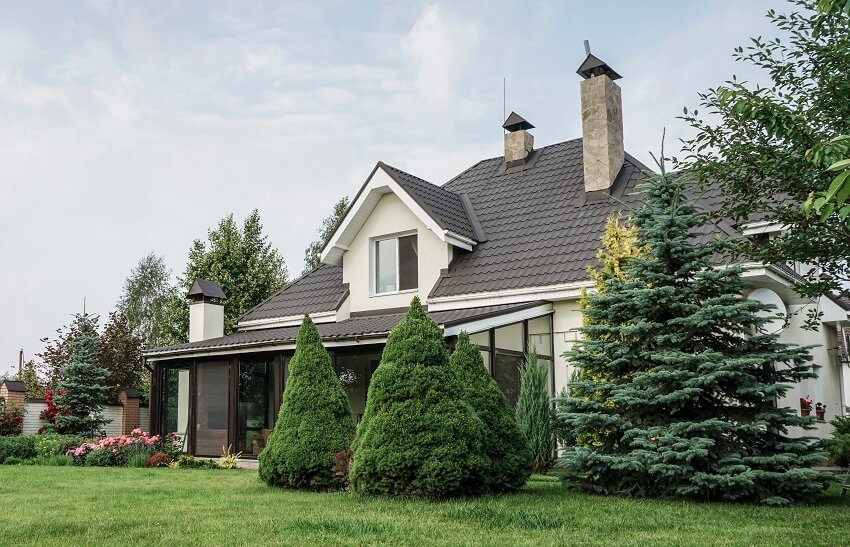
[515,348,554,473]
[350,297,490,498]
[449,332,532,492]
[258,315,355,490]
[566,214,646,446]
[558,164,826,505]
[54,314,110,435]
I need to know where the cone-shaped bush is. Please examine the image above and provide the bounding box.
[258,315,355,490]
[516,348,555,473]
[350,297,490,498]
[449,332,532,492]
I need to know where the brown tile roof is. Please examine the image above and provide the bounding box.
[147,302,546,357]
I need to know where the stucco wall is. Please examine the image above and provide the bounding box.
[342,192,450,313]
[775,301,844,438]
[552,300,584,394]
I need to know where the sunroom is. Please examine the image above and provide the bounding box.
[144,293,555,458]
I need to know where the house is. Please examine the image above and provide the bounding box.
[144,52,850,457]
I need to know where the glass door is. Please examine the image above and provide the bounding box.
[160,366,190,449]
[237,360,275,456]
[195,362,230,456]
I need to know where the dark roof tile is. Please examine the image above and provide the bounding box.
[239,265,347,322]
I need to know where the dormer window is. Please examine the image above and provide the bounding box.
[374,233,418,294]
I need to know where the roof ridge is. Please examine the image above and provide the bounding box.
[442,137,584,189]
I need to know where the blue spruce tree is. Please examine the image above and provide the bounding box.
[55,313,110,435]
[558,163,827,505]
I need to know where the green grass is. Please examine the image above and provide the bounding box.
[0,468,848,546]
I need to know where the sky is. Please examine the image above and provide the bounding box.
[0,0,783,375]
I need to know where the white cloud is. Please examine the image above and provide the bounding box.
[402,5,480,109]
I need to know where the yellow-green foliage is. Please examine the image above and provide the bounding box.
[574,214,645,445]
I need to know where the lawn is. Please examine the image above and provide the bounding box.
[1,467,848,546]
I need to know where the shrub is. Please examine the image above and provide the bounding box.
[350,298,490,499]
[35,434,86,458]
[127,452,150,468]
[516,348,554,474]
[145,452,172,468]
[448,332,532,492]
[219,445,242,470]
[0,435,36,464]
[85,448,115,467]
[259,315,355,490]
[829,416,850,467]
[0,400,24,436]
[3,456,24,465]
[169,455,220,469]
[37,454,74,466]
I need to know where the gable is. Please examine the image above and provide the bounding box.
[320,163,478,266]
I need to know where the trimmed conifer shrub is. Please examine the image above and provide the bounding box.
[515,348,554,473]
[449,332,531,492]
[558,164,827,505]
[349,297,490,499]
[258,315,355,490]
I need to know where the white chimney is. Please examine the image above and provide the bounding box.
[502,111,535,167]
[187,279,226,342]
[577,43,624,194]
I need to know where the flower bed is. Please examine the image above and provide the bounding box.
[68,429,182,467]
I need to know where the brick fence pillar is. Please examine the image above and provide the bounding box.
[0,381,26,409]
[118,388,141,435]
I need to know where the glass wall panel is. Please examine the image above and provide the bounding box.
[527,316,553,357]
[375,238,397,293]
[237,360,274,456]
[195,362,229,456]
[469,331,489,347]
[495,322,523,352]
[493,353,523,407]
[161,367,190,446]
[336,353,381,423]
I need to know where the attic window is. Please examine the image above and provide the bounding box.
[375,234,418,294]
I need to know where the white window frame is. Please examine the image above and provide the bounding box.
[371,230,418,296]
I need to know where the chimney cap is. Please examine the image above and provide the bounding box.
[502,111,534,132]
[188,278,226,301]
[576,53,622,81]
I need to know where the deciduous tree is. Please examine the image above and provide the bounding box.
[159,210,288,345]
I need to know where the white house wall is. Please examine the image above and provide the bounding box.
[552,300,584,394]
[777,300,844,438]
[342,192,451,313]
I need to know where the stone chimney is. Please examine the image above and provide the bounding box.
[187,279,226,342]
[577,43,624,194]
[502,111,535,167]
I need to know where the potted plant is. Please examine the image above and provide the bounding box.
[816,402,827,421]
[800,396,813,417]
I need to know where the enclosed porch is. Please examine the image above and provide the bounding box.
[146,302,555,457]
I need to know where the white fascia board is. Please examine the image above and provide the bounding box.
[428,281,593,311]
[741,221,786,236]
[320,165,476,264]
[146,337,389,362]
[443,303,554,337]
[237,310,337,331]
[445,231,474,251]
